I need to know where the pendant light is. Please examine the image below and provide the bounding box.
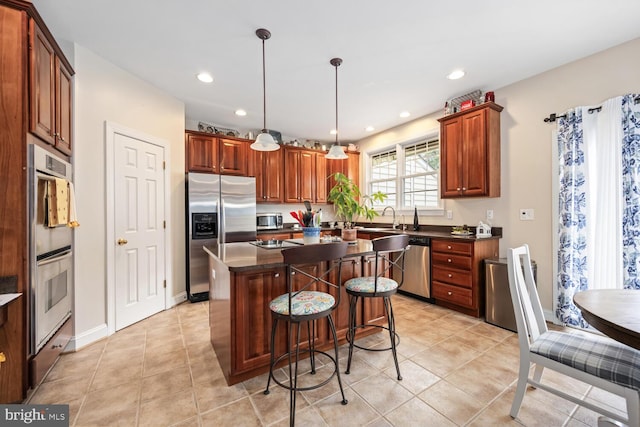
[326,57,349,160]
[250,28,280,152]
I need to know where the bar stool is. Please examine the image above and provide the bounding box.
[344,234,409,380]
[264,241,349,426]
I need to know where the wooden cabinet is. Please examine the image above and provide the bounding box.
[249,149,283,203]
[284,147,316,203]
[214,254,384,385]
[438,102,502,198]
[0,1,74,401]
[430,238,499,317]
[327,151,360,190]
[283,146,351,204]
[185,131,250,175]
[29,19,73,156]
[232,268,287,374]
[0,295,25,403]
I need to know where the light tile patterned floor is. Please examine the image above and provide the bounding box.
[26,295,627,426]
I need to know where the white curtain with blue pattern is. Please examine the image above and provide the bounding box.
[555,94,640,327]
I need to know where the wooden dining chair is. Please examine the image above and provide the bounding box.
[507,244,640,426]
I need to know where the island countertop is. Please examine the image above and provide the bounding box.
[203,238,375,272]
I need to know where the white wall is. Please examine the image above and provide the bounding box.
[357,37,640,317]
[71,44,185,347]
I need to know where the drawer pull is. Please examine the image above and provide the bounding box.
[274,273,280,278]
[0,352,5,363]
[447,291,452,296]
[447,258,452,263]
[448,273,453,278]
[447,245,452,250]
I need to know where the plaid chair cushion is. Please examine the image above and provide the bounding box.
[531,330,640,391]
[344,276,398,293]
[269,291,335,316]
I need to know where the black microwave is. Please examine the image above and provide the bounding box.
[257,213,283,230]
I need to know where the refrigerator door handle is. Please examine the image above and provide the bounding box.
[219,198,224,244]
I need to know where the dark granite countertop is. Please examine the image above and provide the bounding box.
[203,239,375,272]
[257,224,502,242]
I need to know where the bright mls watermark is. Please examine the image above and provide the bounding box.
[1,405,68,426]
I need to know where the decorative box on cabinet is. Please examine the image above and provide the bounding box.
[185,130,250,176]
[431,238,499,317]
[29,19,74,156]
[438,102,502,198]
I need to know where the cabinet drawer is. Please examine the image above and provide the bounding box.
[432,281,473,307]
[432,240,472,255]
[432,266,472,288]
[431,252,472,270]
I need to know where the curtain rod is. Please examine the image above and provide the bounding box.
[543,95,640,123]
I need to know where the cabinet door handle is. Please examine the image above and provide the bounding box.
[59,136,65,142]
[274,273,280,278]
[456,187,461,191]
[0,352,5,363]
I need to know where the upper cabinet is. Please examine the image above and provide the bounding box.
[185,131,249,176]
[249,149,284,203]
[438,102,502,198]
[29,19,73,156]
[284,147,316,203]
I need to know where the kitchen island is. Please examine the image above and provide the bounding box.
[204,239,389,385]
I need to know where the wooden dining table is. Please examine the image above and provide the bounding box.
[573,289,640,350]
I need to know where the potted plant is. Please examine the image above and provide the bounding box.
[327,172,387,242]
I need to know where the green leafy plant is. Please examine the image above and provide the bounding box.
[327,172,387,228]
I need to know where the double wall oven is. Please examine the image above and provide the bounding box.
[28,144,73,355]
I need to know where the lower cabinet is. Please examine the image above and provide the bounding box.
[224,256,384,385]
[430,238,499,317]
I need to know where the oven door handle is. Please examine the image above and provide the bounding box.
[37,250,73,267]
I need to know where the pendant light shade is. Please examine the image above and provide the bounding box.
[326,57,348,160]
[251,28,280,152]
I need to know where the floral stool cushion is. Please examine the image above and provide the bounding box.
[269,291,335,316]
[344,277,399,294]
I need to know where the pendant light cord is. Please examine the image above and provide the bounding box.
[335,60,338,144]
[262,37,267,133]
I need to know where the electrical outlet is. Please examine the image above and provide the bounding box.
[446,210,453,220]
[486,209,494,221]
[520,209,535,221]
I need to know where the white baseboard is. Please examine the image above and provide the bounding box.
[170,291,188,307]
[66,323,108,352]
[543,308,560,325]
[66,292,188,352]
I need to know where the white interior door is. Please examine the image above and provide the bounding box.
[113,133,166,330]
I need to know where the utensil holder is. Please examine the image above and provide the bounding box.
[302,227,321,244]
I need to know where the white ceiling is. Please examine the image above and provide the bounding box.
[33,0,640,143]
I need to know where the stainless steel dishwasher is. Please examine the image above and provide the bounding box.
[396,235,434,302]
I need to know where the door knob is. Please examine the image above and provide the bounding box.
[117,238,128,246]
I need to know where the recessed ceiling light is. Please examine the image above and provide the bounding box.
[365,126,375,132]
[235,109,247,117]
[446,69,465,80]
[330,129,338,135]
[196,72,213,83]
[399,111,411,118]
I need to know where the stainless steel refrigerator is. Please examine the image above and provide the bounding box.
[186,173,256,302]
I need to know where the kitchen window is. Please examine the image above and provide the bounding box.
[368,137,441,213]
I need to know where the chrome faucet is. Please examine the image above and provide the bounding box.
[382,206,398,229]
